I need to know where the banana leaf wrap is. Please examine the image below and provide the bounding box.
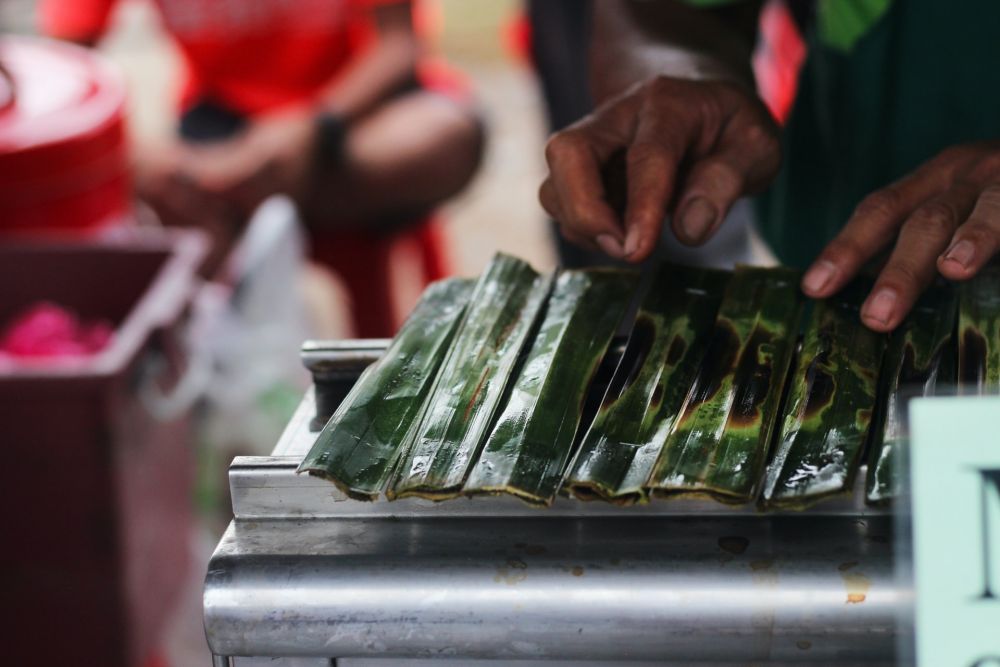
[646,266,804,503]
[564,265,729,504]
[958,265,1000,395]
[390,253,554,500]
[866,285,957,506]
[761,281,884,510]
[463,268,639,505]
[297,278,474,499]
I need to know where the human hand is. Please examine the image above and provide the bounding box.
[133,141,237,227]
[188,109,318,212]
[802,142,1000,332]
[539,76,781,262]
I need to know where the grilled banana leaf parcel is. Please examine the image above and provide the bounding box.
[646,266,803,503]
[390,253,554,500]
[866,285,957,506]
[761,282,884,510]
[564,265,728,504]
[297,278,474,499]
[463,269,638,505]
[959,265,1000,395]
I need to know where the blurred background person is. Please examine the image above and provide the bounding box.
[40,0,485,336]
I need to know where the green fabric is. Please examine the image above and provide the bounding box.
[757,0,1000,268]
[817,0,892,51]
[685,0,890,50]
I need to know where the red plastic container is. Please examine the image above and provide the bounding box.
[0,229,207,667]
[0,35,131,236]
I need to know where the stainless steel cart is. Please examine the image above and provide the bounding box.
[204,341,911,666]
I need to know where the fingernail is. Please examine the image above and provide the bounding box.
[624,226,641,257]
[679,198,717,243]
[802,260,837,295]
[864,289,897,325]
[596,233,625,258]
[943,239,976,268]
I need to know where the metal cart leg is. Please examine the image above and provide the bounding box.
[212,655,232,667]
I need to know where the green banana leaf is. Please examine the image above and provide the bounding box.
[761,281,884,510]
[297,278,474,499]
[564,265,729,504]
[646,266,804,503]
[390,253,554,500]
[866,284,957,506]
[463,268,639,506]
[958,265,1000,395]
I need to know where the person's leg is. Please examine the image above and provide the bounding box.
[301,90,484,229]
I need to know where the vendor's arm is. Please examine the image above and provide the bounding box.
[314,0,420,123]
[802,142,1000,332]
[539,0,778,261]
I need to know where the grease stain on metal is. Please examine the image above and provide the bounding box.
[494,557,528,586]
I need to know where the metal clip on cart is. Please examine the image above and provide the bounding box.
[204,340,910,667]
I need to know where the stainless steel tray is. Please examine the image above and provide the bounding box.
[205,340,909,666]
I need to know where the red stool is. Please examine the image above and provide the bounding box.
[310,216,449,338]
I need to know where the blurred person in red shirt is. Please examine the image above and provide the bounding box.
[41,0,484,332]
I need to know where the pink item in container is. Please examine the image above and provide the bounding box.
[0,301,113,359]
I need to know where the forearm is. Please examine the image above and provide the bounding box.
[315,3,420,122]
[591,0,761,100]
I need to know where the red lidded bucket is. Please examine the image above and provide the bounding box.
[0,35,130,236]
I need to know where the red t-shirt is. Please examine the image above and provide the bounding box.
[40,0,407,115]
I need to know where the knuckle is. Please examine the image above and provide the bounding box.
[544,131,583,164]
[977,183,1000,211]
[626,141,672,169]
[853,190,901,222]
[741,122,778,152]
[696,160,742,193]
[882,259,926,289]
[907,200,958,235]
[823,237,867,267]
[976,152,1000,176]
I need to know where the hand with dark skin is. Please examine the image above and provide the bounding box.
[540,0,1000,332]
[802,142,1000,331]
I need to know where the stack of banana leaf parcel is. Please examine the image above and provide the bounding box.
[299,253,999,510]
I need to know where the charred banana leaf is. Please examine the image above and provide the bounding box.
[646,266,803,503]
[866,285,957,505]
[297,278,474,499]
[761,282,884,510]
[959,265,1000,395]
[390,254,553,500]
[564,265,728,504]
[462,268,639,505]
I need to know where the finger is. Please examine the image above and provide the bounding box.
[801,164,952,299]
[539,178,564,220]
[544,126,629,258]
[621,114,692,261]
[671,122,780,246]
[561,226,602,253]
[861,189,976,332]
[542,179,605,253]
[938,183,1000,281]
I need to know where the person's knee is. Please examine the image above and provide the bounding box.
[432,103,485,196]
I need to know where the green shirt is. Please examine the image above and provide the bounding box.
[757,0,1000,266]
